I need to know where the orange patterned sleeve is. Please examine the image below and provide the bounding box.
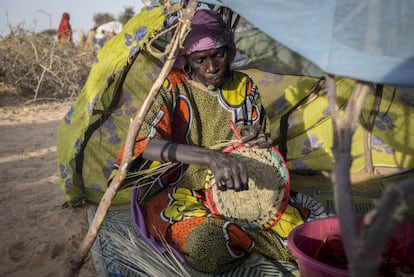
[115,97,173,165]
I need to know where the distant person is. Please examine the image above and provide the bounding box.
[57,12,73,45]
[93,30,107,49]
[106,30,115,41]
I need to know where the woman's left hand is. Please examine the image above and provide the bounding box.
[239,123,273,148]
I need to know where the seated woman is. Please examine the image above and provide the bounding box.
[111,8,332,273]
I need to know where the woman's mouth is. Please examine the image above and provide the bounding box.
[207,74,225,86]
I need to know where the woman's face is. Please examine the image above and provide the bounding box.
[186,46,230,88]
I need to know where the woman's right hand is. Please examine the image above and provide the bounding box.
[207,151,249,192]
[143,138,249,191]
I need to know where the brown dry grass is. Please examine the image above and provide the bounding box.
[0,29,94,107]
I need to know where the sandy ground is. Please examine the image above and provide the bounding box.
[0,100,96,277]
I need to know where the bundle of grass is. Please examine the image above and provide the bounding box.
[99,224,191,277]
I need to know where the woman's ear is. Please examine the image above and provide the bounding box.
[183,56,193,75]
[182,64,192,74]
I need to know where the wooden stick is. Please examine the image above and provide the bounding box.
[64,2,197,276]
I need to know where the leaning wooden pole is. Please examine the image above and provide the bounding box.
[64,2,197,276]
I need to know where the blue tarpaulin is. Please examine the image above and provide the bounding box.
[201,0,414,88]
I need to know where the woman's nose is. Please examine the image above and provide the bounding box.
[206,59,218,73]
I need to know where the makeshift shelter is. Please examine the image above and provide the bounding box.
[57,1,414,276]
[96,21,123,35]
[57,1,413,206]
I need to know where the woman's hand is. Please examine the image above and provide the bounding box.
[143,138,249,191]
[207,151,249,192]
[239,123,272,148]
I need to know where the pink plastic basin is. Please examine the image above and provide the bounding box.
[287,216,414,277]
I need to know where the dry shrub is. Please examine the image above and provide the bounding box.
[0,28,94,104]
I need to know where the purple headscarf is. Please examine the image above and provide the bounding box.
[174,8,236,69]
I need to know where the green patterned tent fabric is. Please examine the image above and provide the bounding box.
[57,4,414,207]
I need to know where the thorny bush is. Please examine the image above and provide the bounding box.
[0,28,94,102]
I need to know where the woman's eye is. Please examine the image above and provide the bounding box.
[216,51,225,58]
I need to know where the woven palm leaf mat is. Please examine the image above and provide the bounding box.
[89,169,414,277]
[290,168,414,221]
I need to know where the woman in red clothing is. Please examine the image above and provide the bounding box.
[57,12,73,44]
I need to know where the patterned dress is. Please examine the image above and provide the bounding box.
[113,69,331,273]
